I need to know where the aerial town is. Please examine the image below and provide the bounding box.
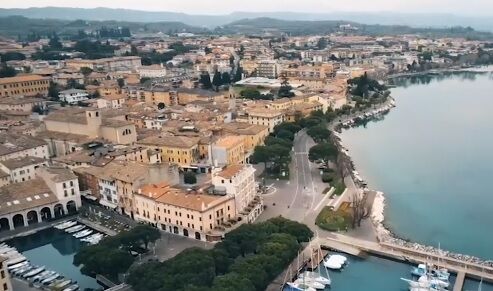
[0,4,493,291]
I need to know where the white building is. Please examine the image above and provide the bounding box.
[0,166,81,231]
[212,164,263,223]
[137,64,167,78]
[58,89,89,104]
[0,157,48,185]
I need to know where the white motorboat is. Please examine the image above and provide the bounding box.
[323,257,342,270]
[298,271,331,286]
[73,229,93,239]
[14,265,34,276]
[286,282,317,291]
[23,266,45,278]
[8,261,28,271]
[6,256,26,266]
[32,270,54,282]
[63,284,80,291]
[42,274,60,285]
[54,221,76,230]
[54,279,73,289]
[294,279,325,290]
[66,225,85,233]
[329,254,347,265]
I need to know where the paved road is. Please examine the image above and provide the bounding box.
[258,130,327,224]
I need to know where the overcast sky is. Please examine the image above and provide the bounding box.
[1,0,492,16]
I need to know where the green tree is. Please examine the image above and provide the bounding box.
[74,245,134,281]
[276,129,294,141]
[307,125,331,142]
[221,72,231,84]
[212,71,222,89]
[308,143,338,168]
[233,66,243,82]
[0,64,16,78]
[265,136,293,148]
[157,102,166,110]
[140,77,151,84]
[199,73,212,89]
[278,78,294,98]
[212,273,255,291]
[184,171,197,184]
[117,78,125,88]
[48,82,60,100]
[80,67,93,76]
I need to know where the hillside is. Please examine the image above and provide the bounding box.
[0,16,207,39]
[1,7,493,32]
[218,17,493,40]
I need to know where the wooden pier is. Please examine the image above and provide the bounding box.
[318,234,493,291]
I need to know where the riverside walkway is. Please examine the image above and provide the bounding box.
[318,234,493,290]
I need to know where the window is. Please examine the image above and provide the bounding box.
[1,270,4,278]
[3,283,7,291]
[64,190,68,197]
[70,181,74,187]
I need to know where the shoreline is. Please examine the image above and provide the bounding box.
[334,92,493,268]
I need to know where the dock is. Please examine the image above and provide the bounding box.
[317,234,493,289]
[453,271,466,291]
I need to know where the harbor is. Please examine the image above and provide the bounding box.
[4,219,110,290]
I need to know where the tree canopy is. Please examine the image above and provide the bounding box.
[308,143,338,167]
[126,217,312,291]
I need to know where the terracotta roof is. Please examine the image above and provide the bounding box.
[139,135,200,149]
[214,135,244,149]
[0,178,58,216]
[216,164,245,179]
[0,156,47,170]
[0,74,48,85]
[138,182,233,212]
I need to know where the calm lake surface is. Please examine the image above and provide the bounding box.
[341,70,493,260]
[9,227,102,290]
[318,71,493,290]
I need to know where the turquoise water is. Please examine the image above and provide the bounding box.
[8,227,102,290]
[341,70,493,259]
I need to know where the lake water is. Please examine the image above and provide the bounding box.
[341,70,493,260]
[8,227,102,290]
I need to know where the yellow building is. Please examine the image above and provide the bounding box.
[246,107,284,133]
[138,135,200,168]
[212,135,245,167]
[0,75,50,98]
[221,122,269,153]
[134,182,237,241]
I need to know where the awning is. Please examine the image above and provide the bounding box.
[81,192,98,201]
[99,199,118,209]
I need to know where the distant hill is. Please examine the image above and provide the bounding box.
[0,16,206,39]
[218,17,493,40]
[1,7,493,32]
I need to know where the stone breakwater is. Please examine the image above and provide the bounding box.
[334,99,493,268]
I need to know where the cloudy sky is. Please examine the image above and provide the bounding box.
[1,0,491,15]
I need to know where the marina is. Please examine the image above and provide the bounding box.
[5,220,108,290]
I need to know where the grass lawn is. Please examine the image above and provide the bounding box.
[316,206,352,232]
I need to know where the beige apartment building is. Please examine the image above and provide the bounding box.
[246,108,284,133]
[43,108,137,146]
[134,182,236,241]
[0,75,50,98]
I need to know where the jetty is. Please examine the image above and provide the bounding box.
[317,234,493,291]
